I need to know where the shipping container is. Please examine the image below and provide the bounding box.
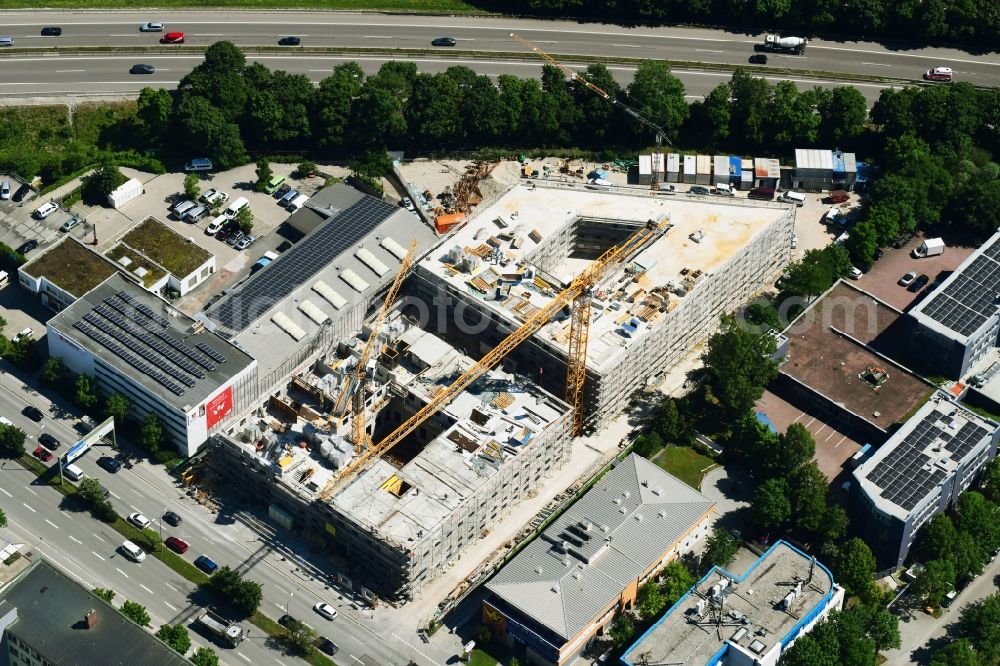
[695,155,712,185]
[682,155,697,184]
[638,154,652,185]
[666,153,680,182]
[107,178,143,209]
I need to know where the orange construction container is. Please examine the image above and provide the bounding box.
[435,212,466,234]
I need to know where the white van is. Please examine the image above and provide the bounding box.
[121,540,146,562]
[224,196,249,219]
[63,463,85,482]
[780,191,806,206]
[286,194,309,212]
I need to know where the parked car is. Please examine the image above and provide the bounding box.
[34,202,58,219]
[273,183,291,199]
[40,27,63,36]
[279,36,301,46]
[226,231,243,247]
[160,32,184,44]
[139,22,164,32]
[39,434,60,451]
[205,215,227,235]
[16,240,39,255]
[201,189,229,205]
[401,197,415,211]
[60,215,83,232]
[32,446,53,463]
[849,266,862,280]
[432,37,457,47]
[899,271,917,287]
[194,555,218,574]
[22,405,43,422]
[127,512,151,529]
[235,234,256,251]
[689,185,710,195]
[98,456,122,473]
[12,183,30,202]
[165,536,189,554]
[908,274,930,292]
[313,602,338,620]
[163,510,183,527]
[130,64,155,75]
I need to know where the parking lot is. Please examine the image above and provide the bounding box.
[756,389,863,481]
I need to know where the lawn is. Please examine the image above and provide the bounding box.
[655,446,715,489]
[0,0,483,9]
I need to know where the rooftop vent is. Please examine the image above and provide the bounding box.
[85,609,98,629]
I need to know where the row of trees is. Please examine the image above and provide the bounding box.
[207,566,264,617]
[930,591,1000,666]
[496,0,1000,49]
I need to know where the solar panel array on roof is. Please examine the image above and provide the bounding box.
[209,196,398,330]
[921,247,1000,338]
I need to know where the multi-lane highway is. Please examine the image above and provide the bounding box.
[0,369,442,666]
[0,10,997,99]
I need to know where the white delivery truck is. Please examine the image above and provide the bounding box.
[912,237,945,258]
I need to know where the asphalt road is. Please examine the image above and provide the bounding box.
[0,11,998,99]
[0,368,439,666]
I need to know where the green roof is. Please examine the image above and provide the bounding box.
[120,217,212,278]
[19,237,119,297]
[106,245,167,288]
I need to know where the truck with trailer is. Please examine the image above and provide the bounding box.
[758,34,807,54]
[912,237,945,258]
[197,610,245,647]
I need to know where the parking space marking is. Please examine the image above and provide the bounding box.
[834,435,847,448]
[129,504,140,512]
[350,656,363,664]
[792,412,806,423]
[115,567,129,578]
[825,429,837,441]
[139,583,153,594]
[0,488,11,497]
[92,551,105,561]
[813,423,827,436]
[22,502,36,513]
[803,416,816,427]
[45,518,59,529]
[69,535,82,544]
[164,601,178,611]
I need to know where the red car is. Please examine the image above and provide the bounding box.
[32,446,53,463]
[160,32,184,44]
[165,536,189,554]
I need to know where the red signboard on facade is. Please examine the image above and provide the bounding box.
[206,385,233,429]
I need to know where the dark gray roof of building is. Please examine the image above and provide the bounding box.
[0,559,190,666]
[486,454,714,640]
[46,273,254,411]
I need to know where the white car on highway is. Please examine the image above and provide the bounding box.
[313,602,338,620]
[127,512,151,530]
[121,540,146,562]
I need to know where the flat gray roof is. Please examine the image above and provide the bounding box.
[47,273,254,412]
[0,559,190,666]
[622,542,838,666]
[486,454,714,641]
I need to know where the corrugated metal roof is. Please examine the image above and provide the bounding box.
[666,153,680,172]
[713,156,729,177]
[639,154,652,176]
[696,155,711,174]
[486,454,714,640]
[795,148,833,171]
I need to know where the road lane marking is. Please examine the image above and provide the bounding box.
[92,533,106,542]
[25,487,37,495]
[164,601,178,611]
[56,69,85,73]
[196,33,225,36]
[275,660,288,666]
[612,44,641,48]
[45,519,59,529]
[69,535,82,544]
[165,582,179,592]
[115,567,129,578]
[863,62,892,67]
[0,488,11,497]
[110,491,121,499]
[362,35,393,39]
[237,653,252,663]
[696,49,724,53]
[350,657,363,664]
[140,583,153,594]
[129,504,140,512]
[22,502,36,513]
[92,551,105,561]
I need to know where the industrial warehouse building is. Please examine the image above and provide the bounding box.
[411,183,796,429]
[622,541,844,666]
[482,454,715,666]
[46,273,256,456]
[852,393,1000,567]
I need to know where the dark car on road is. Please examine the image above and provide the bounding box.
[278,614,297,629]
[165,536,189,554]
[689,185,711,195]
[749,54,768,64]
[908,274,930,292]
[16,240,39,255]
[130,64,155,75]
[98,456,122,473]
[39,433,60,451]
[317,637,339,655]
[432,37,457,47]
[41,27,62,36]
[12,183,30,202]
[22,405,43,422]
[194,555,218,574]
[163,510,183,527]
[278,36,301,46]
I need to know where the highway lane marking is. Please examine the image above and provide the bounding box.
[110,491,121,499]
[164,601,178,611]
[92,551,105,561]
[863,62,892,67]
[350,657,363,664]
[237,653,252,663]
[69,535,82,544]
[21,502,36,513]
[56,69,85,73]
[25,487,37,495]
[362,35,393,39]
[275,660,288,666]
[696,49,724,53]
[115,567,129,578]
[129,504,140,512]
[612,44,641,49]
[45,519,59,529]
[0,488,11,497]
[165,582,180,592]
[140,583,154,594]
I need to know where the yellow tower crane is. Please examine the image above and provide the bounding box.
[321,216,671,499]
[509,32,673,189]
[330,239,418,454]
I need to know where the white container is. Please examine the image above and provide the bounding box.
[107,177,143,209]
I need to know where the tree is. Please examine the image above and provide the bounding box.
[742,299,780,332]
[0,423,26,459]
[834,538,876,599]
[174,95,247,169]
[701,526,739,572]
[80,166,127,205]
[573,63,621,145]
[77,478,107,508]
[75,374,98,409]
[281,617,317,657]
[0,508,6,528]
[253,159,273,192]
[753,478,791,531]
[474,624,491,645]
[104,393,128,426]
[626,61,688,144]
[405,72,463,149]
[139,413,163,453]
[120,600,151,627]
[788,462,828,533]
[955,491,1000,556]
[156,623,191,655]
[845,219,879,266]
[959,593,1000,664]
[637,581,667,621]
[350,85,407,149]
[509,658,522,666]
[778,245,853,303]
[766,82,820,149]
[918,513,958,563]
[930,639,983,666]
[183,173,201,201]
[818,86,868,146]
[632,431,664,458]
[980,457,1000,504]
[233,579,263,616]
[608,614,635,648]
[773,423,815,475]
[914,558,956,607]
[728,69,770,150]
[136,87,174,141]
[700,84,732,148]
[660,560,696,606]
[701,314,778,420]
[313,63,364,148]
[235,205,254,235]
[190,647,220,666]
[40,357,68,386]
[92,587,115,603]
[295,160,317,178]
[821,505,850,542]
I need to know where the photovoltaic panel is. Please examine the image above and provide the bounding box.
[115,290,170,327]
[208,196,398,330]
[196,342,227,364]
[73,321,185,396]
[922,248,1000,338]
[82,312,196,387]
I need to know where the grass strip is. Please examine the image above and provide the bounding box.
[248,612,337,666]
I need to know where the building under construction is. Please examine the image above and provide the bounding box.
[411,183,796,429]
